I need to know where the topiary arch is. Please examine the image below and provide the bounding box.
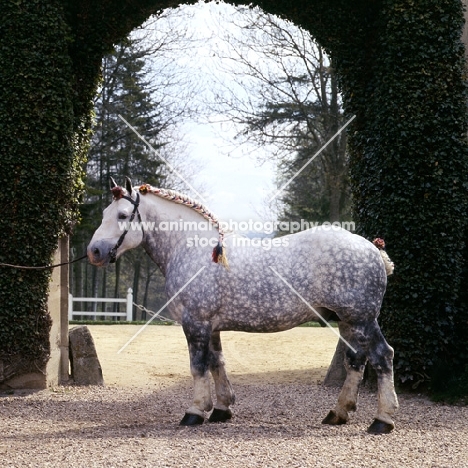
[0,0,467,393]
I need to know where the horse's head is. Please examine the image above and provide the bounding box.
[87,177,144,266]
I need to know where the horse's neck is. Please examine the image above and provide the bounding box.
[141,195,218,274]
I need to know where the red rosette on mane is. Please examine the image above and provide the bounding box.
[111,186,124,200]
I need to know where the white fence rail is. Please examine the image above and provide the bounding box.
[68,288,133,321]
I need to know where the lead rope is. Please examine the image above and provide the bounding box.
[0,254,88,270]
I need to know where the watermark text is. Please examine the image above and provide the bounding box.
[118,219,355,235]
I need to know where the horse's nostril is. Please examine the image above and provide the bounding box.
[93,247,100,256]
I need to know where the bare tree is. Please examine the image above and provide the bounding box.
[205,7,350,222]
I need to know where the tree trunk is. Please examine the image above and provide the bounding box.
[132,260,141,321]
[142,258,154,320]
[113,258,122,314]
[328,177,341,223]
[323,336,347,387]
[91,265,98,314]
[101,268,107,317]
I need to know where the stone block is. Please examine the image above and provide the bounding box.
[69,326,104,386]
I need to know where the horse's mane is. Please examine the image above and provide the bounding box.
[137,184,222,231]
[137,184,229,268]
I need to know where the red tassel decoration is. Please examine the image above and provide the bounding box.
[212,243,223,263]
[373,238,386,250]
[212,242,229,269]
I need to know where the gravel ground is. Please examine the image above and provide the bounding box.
[0,326,467,467]
[1,385,467,467]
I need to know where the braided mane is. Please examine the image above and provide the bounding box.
[137,184,229,268]
[138,184,222,232]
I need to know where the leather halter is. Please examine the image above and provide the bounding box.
[109,192,142,263]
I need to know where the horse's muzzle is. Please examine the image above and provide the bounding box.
[87,239,114,267]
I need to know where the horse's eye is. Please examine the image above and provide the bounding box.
[118,213,127,220]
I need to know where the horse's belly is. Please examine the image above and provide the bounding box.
[212,303,318,333]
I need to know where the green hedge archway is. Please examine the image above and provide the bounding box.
[0,0,467,393]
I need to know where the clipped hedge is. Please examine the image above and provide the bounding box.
[0,0,78,379]
[365,1,467,388]
[258,0,468,389]
[348,1,468,388]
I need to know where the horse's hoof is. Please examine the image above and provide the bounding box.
[321,410,348,425]
[208,408,232,423]
[367,418,394,435]
[179,413,205,426]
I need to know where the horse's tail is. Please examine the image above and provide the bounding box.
[373,238,394,276]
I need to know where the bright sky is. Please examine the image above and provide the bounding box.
[185,120,277,222]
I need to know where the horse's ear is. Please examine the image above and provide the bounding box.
[125,177,133,194]
[110,177,118,189]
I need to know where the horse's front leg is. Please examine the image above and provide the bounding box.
[208,331,235,423]
[180,320,213,426]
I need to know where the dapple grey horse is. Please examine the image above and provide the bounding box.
[87,178,398,434]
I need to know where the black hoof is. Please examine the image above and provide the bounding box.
[208,408,232,423]
[367,418,394,435]
[179,413,205,426]
[321,410,348,425]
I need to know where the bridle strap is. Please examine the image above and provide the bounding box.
[109,192,142,263]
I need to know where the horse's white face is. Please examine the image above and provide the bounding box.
[87,190,144,266]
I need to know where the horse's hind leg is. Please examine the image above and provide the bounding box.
[322,322,367,426]
[180,321,213,426]
[365,321,399,434]
[322,320,398,434]
[208,331,236,423]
